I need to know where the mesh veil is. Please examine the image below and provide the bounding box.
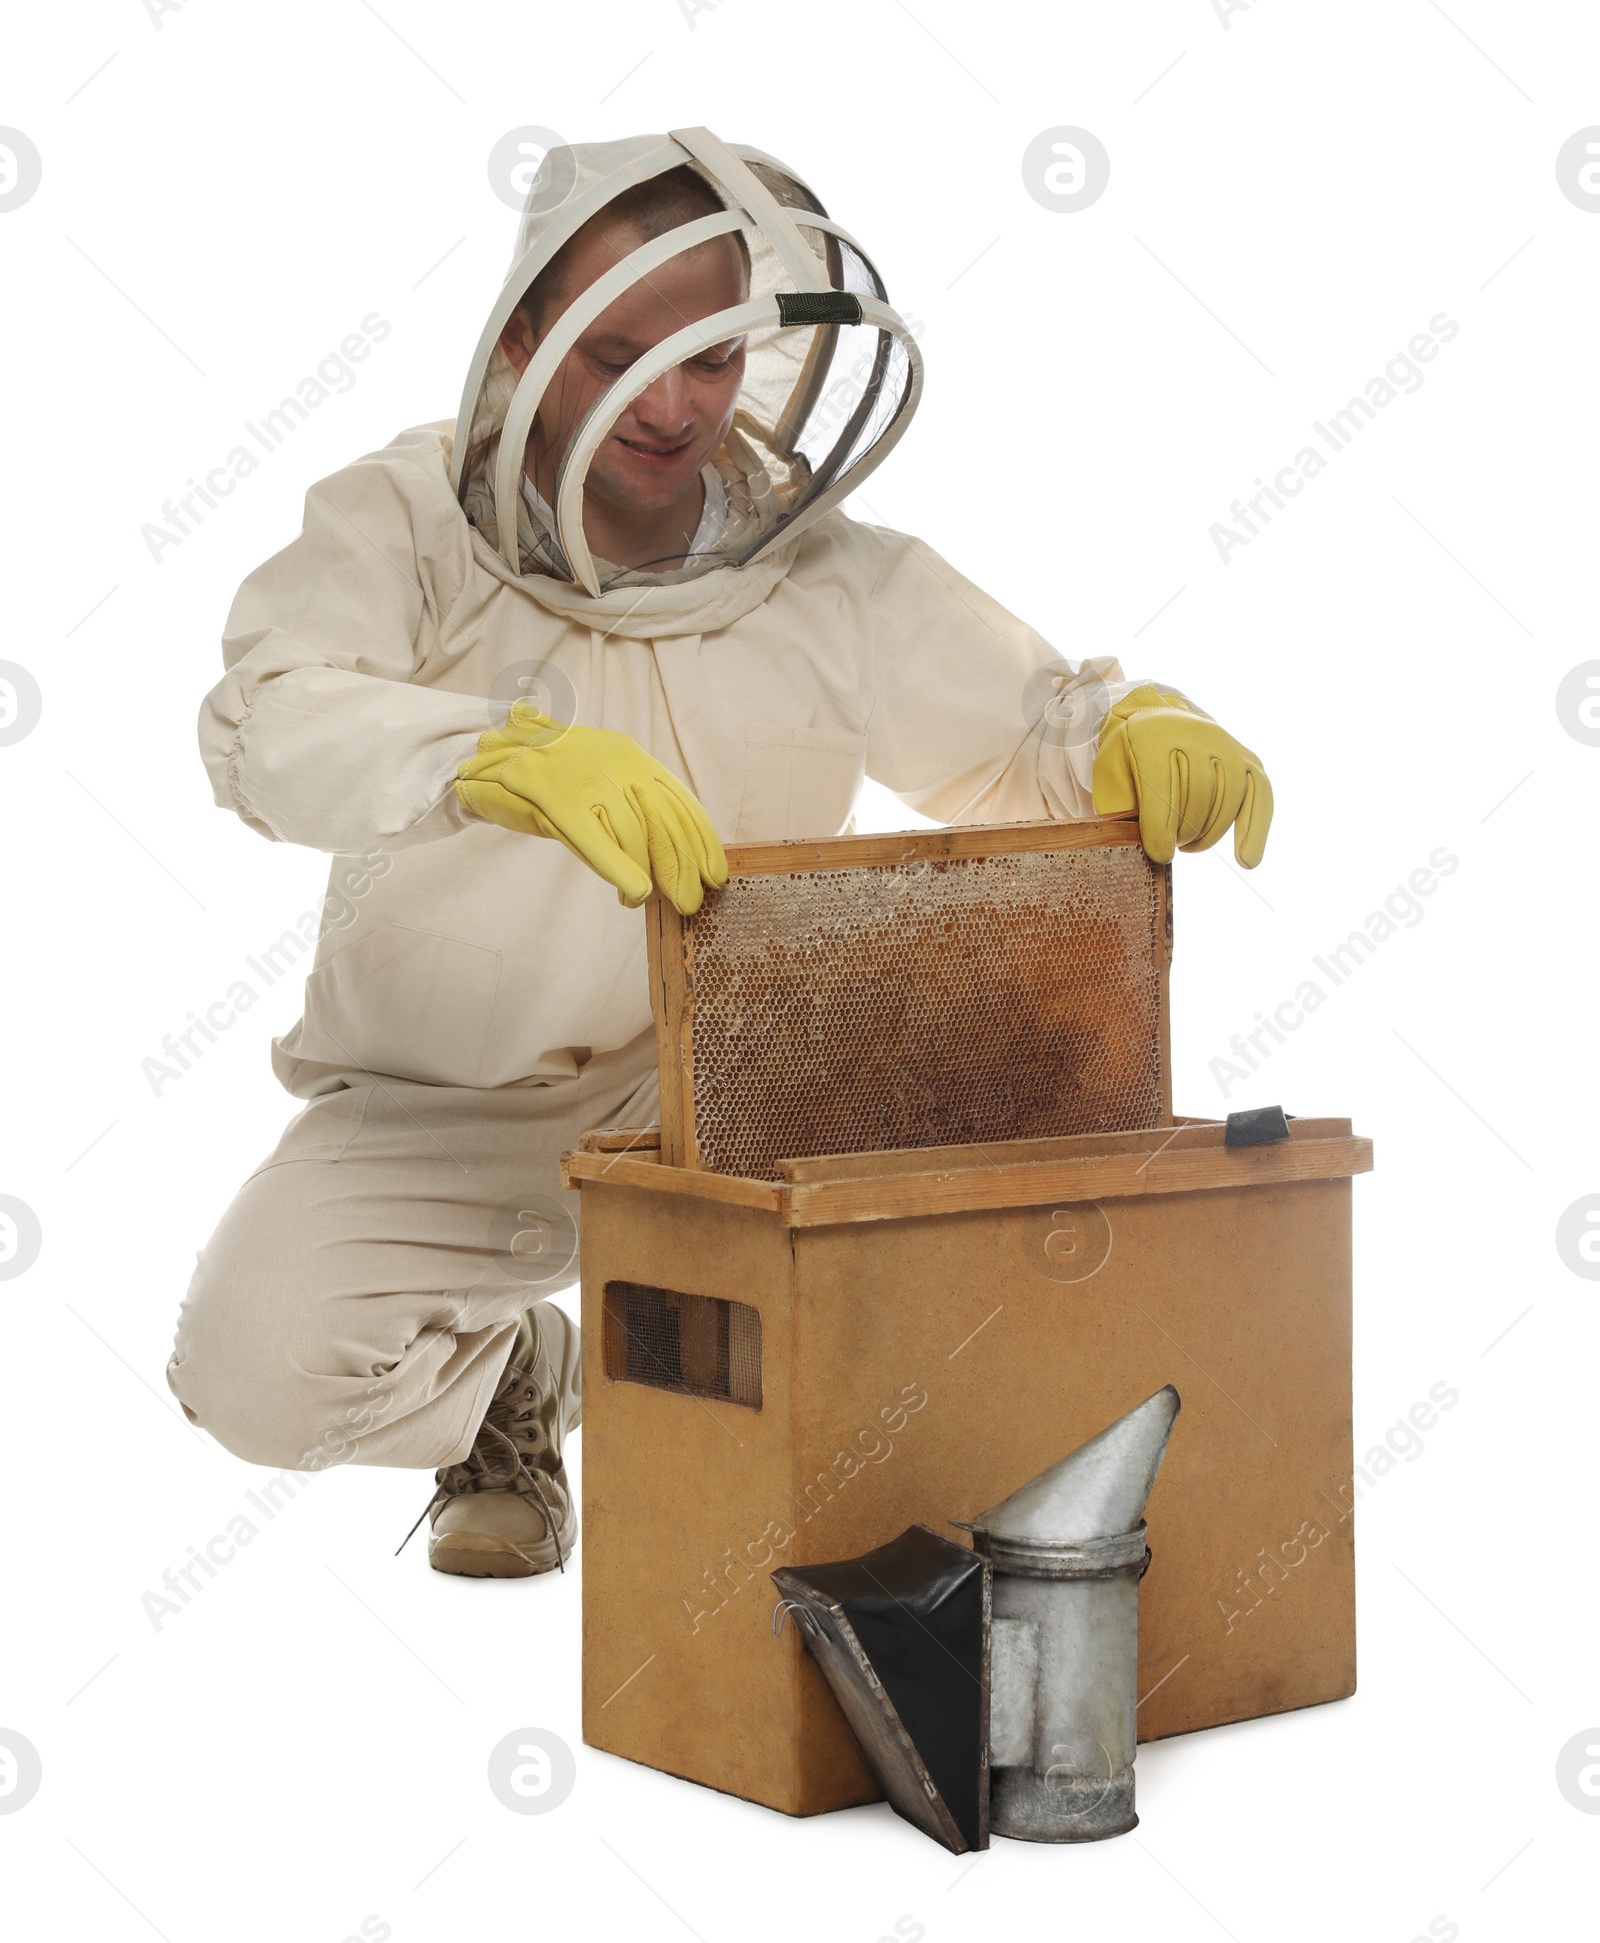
[452,129,921,594]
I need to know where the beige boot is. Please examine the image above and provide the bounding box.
[411,1301,581,1579]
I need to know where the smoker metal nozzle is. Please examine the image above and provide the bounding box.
[964,1384,1181,1561]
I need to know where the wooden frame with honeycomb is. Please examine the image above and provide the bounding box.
[645,814,1173,1179]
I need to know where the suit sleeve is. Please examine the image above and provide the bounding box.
[198,450,484,853]
[862,524,1141,825]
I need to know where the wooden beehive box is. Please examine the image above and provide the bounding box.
[563,1117,1371,1817]
[646,816,1172,1178]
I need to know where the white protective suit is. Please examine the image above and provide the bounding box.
[169,129,1134,1470]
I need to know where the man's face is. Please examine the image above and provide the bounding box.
[500,215,748,521]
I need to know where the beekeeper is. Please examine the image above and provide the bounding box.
[167,129,1272,1581]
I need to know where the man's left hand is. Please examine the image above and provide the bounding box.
[1091,684,1273,869]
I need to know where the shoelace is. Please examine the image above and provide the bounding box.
[396,1354,568,1573]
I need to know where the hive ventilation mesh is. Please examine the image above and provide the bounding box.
[602,1282,763,1408]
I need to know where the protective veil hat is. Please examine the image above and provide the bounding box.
[451,127,923,595]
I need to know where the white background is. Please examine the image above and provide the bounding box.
[1,1,1596,1938]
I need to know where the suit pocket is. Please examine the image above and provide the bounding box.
[296,922,502,1087]
[247,1084,371,1176]
[734,722,868,842]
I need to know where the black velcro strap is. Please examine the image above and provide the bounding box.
[776,291,864,327]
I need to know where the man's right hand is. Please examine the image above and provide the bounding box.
[455,702,728,915]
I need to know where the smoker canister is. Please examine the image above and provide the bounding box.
[966,1386,1181,1843]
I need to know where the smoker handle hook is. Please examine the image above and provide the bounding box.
[772,1598,822,1640]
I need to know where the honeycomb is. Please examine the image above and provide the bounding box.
[682,842,1166,1179]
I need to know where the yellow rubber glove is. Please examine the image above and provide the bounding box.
[455,703,728,915]
[1092,684,1273,868]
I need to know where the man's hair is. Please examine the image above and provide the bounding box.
[520,165,752,337]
